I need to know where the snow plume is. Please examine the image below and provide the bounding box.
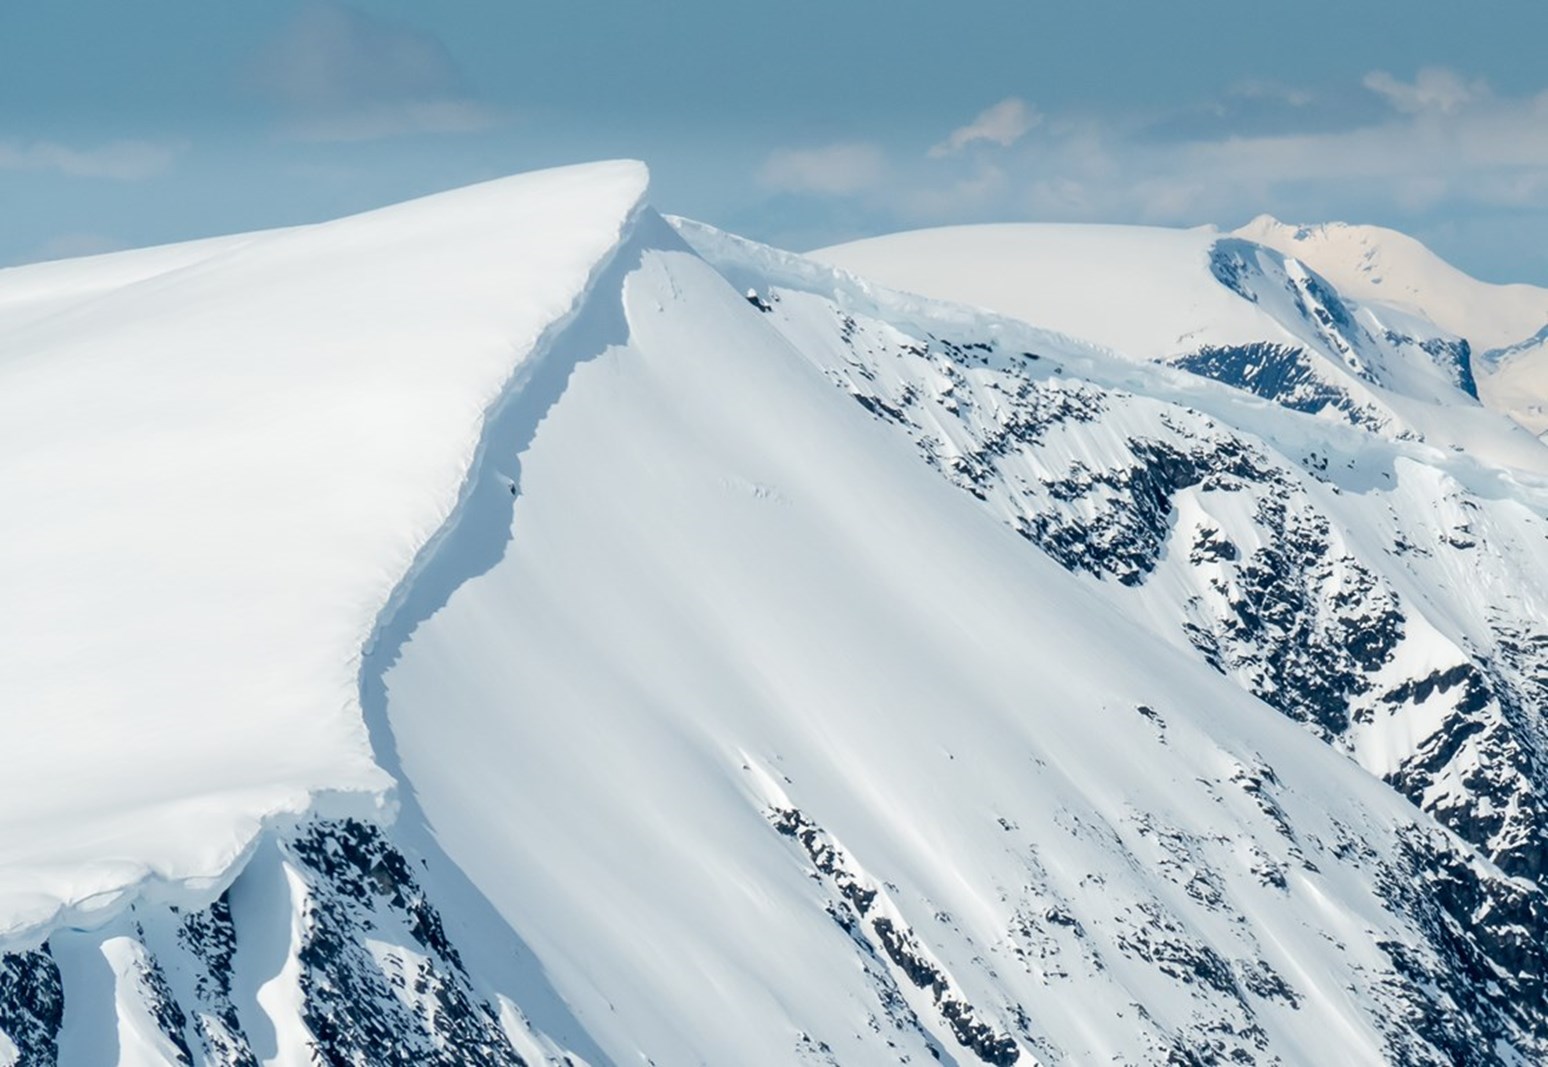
[1363,67,1489,116]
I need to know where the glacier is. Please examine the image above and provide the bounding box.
[2,162,1548,1064]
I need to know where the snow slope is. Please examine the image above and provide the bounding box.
[381,209,1547,1065]
[0,161,648,945]
[810,223,1258,359]
[698,218,1548,872]
[1235,216,1548,352]
[1237,216,1548,436]
[4,168,1548,1064]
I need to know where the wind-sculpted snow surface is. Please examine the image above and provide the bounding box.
[311,210,1502,1065]
[5,170,1548,1063]
[0,161,648,943]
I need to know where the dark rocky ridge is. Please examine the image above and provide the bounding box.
[0,820,526,1066]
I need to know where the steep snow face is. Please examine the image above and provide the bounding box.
[6,174,1548,1064]
[370,213,1548,1065]
[697,218,1548,879]
[1237,215,1548,436]
[0,161,648,945]
[1480,333,1548,439]
[811,224,1507,453]
[687,217,1548,1056]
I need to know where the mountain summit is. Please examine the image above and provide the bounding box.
[3,165,1548,1065]
[1236,215,1548,437]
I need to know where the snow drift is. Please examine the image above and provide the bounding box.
[0,160,647,943]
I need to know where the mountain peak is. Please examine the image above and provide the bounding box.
[0,161,647,946]
[6,170,1548,1065]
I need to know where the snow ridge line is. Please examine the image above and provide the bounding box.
[0,789,384,954]
[0,171,652,956]
[671,217,1548,508]
[359,186,650,675]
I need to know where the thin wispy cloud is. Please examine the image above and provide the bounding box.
[756,67,1548,253]
[252,2,498,142]
[1226,81,1313,108]
[0,139,181,180]
[758,143,886,196]
[901,164,1009,217]
[1157,75,1548,215]
[285,99,496,144]
[929,98,1041,157]
[1363,67,1489,116]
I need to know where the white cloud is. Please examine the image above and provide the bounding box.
[1181,103,1548,188]
[253,2,497,141]
[1363,67,1487,115]
[890,72,1548,230]
[930,97,1041,157]
[759,143,886,196]
[0,139,181,180]
[749,68,1548,280]
[1227,80,1313,108]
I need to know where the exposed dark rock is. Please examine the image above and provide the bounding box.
[771,805,1022,1065]
[1370,827,1548,1062]
[287,819,526,1067]
[1172,343,1376,426]
[0,948,63,1066]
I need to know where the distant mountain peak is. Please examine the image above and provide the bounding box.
[1233,213,1548,433]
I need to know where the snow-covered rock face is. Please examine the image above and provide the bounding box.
[1232,216,1548,354]
[812,223,1507,451]
[1235,215,1548,438]
[734,218,1548,883]
[5,169,1548,1064]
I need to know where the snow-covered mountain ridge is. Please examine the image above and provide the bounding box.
[1231,216,1548,353]
[1234,216,1548,437]
[0,162,648,957]
[731,219,1548,875]
[4,164,1548,1064]
[816,216,1548,442]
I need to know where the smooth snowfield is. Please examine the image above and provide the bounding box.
[813,222,1250,359]
[0,160,647,944]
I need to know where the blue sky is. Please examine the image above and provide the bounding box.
[6,1,1548,282]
